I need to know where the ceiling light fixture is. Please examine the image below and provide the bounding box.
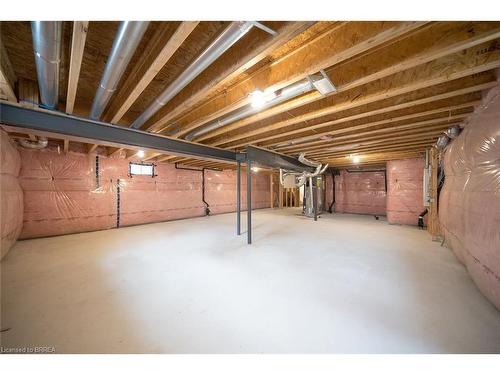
[351,155,361,164]
[137,150,145,158]
[250,89,276,109]
[251,166,260,172]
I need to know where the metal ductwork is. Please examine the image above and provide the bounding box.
[31,21,62,109]
[184,78,315,141]
[436,124,463,150]
[279,153,328,188]
[18,137,48,149]
[130,21,259,130]
[90,21,150,120]
[445,124,462,139]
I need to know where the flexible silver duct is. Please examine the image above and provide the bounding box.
[279,152,328,188]
[298,152,321,168]
[18,137,48,149]
[31,21,62,109]
[184,78,314,141]
[90,21,149,120]
[130,21,255,129]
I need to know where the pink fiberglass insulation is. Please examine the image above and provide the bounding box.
[386,158,425,225]
[18,148,270,239]
[334,170,386,215]
[0,130,23,259]
[439,85,500,310]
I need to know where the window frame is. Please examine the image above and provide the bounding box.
[128,162,156,178]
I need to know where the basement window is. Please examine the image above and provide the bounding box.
[129,162,155,177]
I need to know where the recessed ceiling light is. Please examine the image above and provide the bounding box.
[137,150,145,158]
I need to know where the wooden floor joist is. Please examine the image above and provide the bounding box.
[2,21,499,168]
[194,22,500,143]
[157,21,428,137]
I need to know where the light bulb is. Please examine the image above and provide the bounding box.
[250,90,266,109]
[137,150,145,158]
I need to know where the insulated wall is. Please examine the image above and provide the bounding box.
[333,170,386,215]
[19,148,270,239]
[0,130,23,259]
[439,86,500,310]
[386,158,425,225]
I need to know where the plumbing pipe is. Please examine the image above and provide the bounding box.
[174,163,221,215]
[90,21,150,119]
[31,21,62,109]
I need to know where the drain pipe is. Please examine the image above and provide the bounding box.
[130,21,258,129]
[90,21,149,120]
[184,78,314,141]
[174,163,222,216]
[31,21,62,109]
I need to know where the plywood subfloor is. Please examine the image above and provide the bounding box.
[1,209,500,353]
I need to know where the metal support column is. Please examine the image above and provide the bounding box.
[237,160,241,235]
[247,159,252,244]
[313,177,318,221]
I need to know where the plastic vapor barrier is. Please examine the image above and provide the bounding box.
[386,158,425,225]
[334,170,387,215]
[19,148,270,239]
[0,130,23,259]
[439,85,500,310]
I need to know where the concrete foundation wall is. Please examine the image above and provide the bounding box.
[439,85,500,310]
[386,158,425,225]
[0,130,23,259]
[18,148,270,239]
[333,170,387,215]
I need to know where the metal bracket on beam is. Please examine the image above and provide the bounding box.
[249,22,278,36]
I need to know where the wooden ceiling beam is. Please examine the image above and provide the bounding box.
[66,21,89,114]
[155,21,427,136]
[293,128,451,156]
[0,36,17,102]
[195,21,500,143]
[309,140,437,159]
[272,101,477,153]
[324,149,427,162]
[240,112,467,156]
[263,79,492,149]
[215,41,500,148]
[284,124,452,155]
[87,144,98,153]
[63,139,69,153]
[324,150,426,166]
[144,21,315,133]
[104,22,199,124]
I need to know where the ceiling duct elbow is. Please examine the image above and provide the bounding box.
[130,21,259,130]
[90,21,150,120]
[445,125,462,139]
[31,21,62,109]
[18,137,48,149]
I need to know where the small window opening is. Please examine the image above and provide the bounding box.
[129,162,155,177]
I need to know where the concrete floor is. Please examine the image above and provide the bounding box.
[1,208,500,353]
